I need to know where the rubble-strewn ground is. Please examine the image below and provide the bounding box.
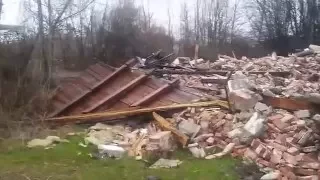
[0,136,246,180]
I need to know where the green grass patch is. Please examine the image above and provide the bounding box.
[0,136,240,180]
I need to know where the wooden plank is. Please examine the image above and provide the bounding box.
[83,74,148,113]
[131,79,179,107]
[46,100,230,124]
[121,85,155,105]
[153,112,189,147]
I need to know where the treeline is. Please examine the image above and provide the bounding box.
[3,0,320,81]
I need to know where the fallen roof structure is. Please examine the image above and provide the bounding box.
[49,59,202,118]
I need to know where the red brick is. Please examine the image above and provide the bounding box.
[255,144,267,157]
[283,152,298,165]
[286,137,294,143]
[244,148,258,160]
[251,139,261,149]
[273,119,289,130]
[256,158,275,168]
[270,142,288,151]
[268,114,284,121]
[283,125,298,132]
[299,162,320,169]
[268,123,282,133]
[280,114,295,123]
[280,167,297,180]
[262,148,272,160]
[299,154,315,162]
[270,148,283,164]
[295,168,317,176]
[287,147,300,156]
[296,176,319,180]
[276,134,287,145]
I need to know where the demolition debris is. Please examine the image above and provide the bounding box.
[43,45,320,178]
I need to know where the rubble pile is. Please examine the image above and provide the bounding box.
[172,53,320,101]
[173,105,320,179]
[38,47,320,178]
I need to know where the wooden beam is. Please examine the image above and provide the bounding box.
[83,74,148,113]
[131,79,180,107]
[49,59,135,117]
[46,100,229,124]
[153,112,189,147]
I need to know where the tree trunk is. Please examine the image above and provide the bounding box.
[36,0,49,82]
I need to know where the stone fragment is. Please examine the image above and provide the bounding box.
[228,78,259,111]
[178,120,201,138]
[243,112,266,137]
[312,114,320,122]
[295,110,311,119]
[149,131,173,151]
[193,133,214,143]
[149,159,183,169]
[188,143,206,158]
[225,114,233,120]
[260,170,281,180]
[298,131,312,146]
[227,128,243,139]
[205,143,235,159]
[254,102,270,112]
[206,137,215,145]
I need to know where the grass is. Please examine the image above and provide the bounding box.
[0,136,241,180]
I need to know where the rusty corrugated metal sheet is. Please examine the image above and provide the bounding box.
[49,60,201,117]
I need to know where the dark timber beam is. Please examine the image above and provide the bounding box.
[49,59,135,117]
[131,79,180,107]
[83,74,148,113]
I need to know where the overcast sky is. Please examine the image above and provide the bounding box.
[0,0,189,26]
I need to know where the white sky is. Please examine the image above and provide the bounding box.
[1,0,22,25]
[0,0,189,26]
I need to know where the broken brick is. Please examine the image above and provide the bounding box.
[270,142,288,151]
[283,152,298,165]
[296,176,319,180]
[275,134,287,145]
[280,114,295,123]
[244,148,258,160]
[297,131,312,146]
[272,119,289,130]
[295,168,317,176]
[287,147,300,155]
[280,166,297,180]
[251,139,261,149]
[268,114,284,121]
[256,158,274,168]
[270,148,283,164]
[299,162,320,169]
[302,146,318,153]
